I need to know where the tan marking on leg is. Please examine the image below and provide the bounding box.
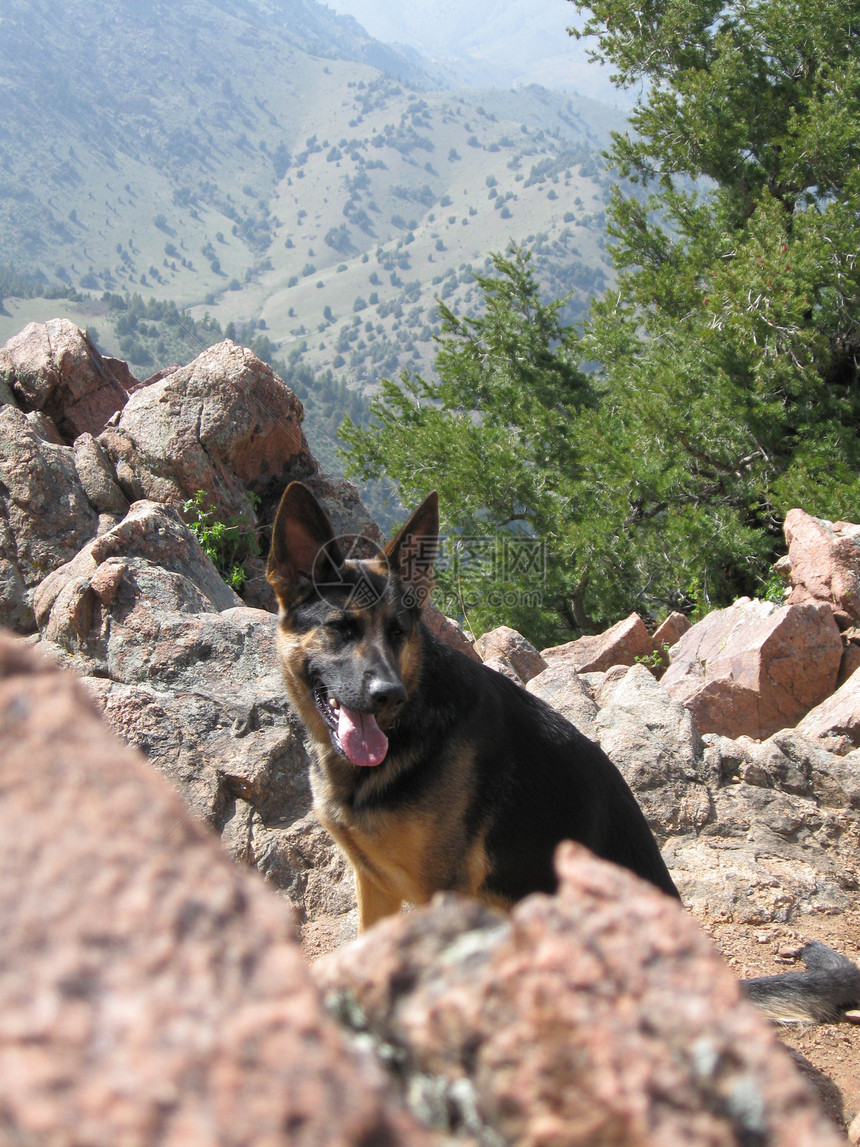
[355,868,403,931]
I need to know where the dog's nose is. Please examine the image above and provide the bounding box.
[369,679,407,710]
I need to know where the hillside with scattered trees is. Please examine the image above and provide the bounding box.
[346,0,860,642]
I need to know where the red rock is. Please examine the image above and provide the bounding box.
[0,633,433,1147]
[797,666,860,753]
[653,609,691,652]
[475,624,547,682]
[0,319,131,440]
[314,843,841,1147]
[662,598,843,739]
[541,611,654,673]
[784,508,860,628]
[99,339,312,529]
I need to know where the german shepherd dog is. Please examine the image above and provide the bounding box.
[266,482,860,1022]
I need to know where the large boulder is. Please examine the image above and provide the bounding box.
[589,664,714,838]
[666,728,860,922]
[98,339,312,530]
[0,405,101,633]
[0,319,131,440]
[541,611,655,672]
[784,508,860,628]
[314,843,842,1147]
[526,660,860,925]
[0,633,432,1147]
[798,666,860,754]
[30,499,354,936]
[475,624,547,682]
[653,609,691,649]
[527,660,601,741]
[528,661,714,839]
[661,598,843,739]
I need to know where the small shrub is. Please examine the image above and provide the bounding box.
[182,491,260,594]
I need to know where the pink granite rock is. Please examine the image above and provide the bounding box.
[0,319,131,440]
[797,666,860,753]
[541,611,655,673]
[662,598,843,739]
[98,339,311,530]
[314,843,841,1147]
[476,624,548,681]
[783,508,860,628]
[653,610,691,650]
[0,633,434,1147]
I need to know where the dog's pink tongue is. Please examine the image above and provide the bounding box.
[337,705,389,767]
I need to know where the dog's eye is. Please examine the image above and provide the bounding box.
[388,619,409,641]
[325,615,358,638]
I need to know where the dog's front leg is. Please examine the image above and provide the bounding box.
[354,867,402,932]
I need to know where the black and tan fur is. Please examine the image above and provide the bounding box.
[266,482,860,1023]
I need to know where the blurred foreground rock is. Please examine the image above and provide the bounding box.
[0,634,432,1147]
[314,843,844,1147]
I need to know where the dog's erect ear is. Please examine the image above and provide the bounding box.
[385,491,439,612]
[267,482,343,607]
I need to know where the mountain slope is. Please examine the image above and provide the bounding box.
[0,0,626,417]
[0,0,431,278]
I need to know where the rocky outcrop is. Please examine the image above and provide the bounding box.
[798,669,860,753]
[0,633,433,1147]
[0,322,481,945]
[664,727,860,923]
[3,320,860,1139]
[783,508,860,628]
[0,323,373,938]
[541,609,654,671]
[314,844,843,1147]
[661,598,844,740]
[0,404,101,632]
[30,497,355,935]
[528,660,860,924]
[0,318,131,440]
[98,339,312,529]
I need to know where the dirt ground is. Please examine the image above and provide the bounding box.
[698,907,860,1138]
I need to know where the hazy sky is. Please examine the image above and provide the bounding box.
[322,0,626,103]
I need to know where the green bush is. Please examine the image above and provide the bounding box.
[182,491,260,594]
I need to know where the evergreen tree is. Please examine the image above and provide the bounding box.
[343,0,860,641]
[341,248,597,644]
[568,0,860,609]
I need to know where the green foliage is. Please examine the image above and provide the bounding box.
[342,0,860,645]
[342,246,598,645]
[564,0,860,614]
[182,491,260,594]
[757,571,789,605]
